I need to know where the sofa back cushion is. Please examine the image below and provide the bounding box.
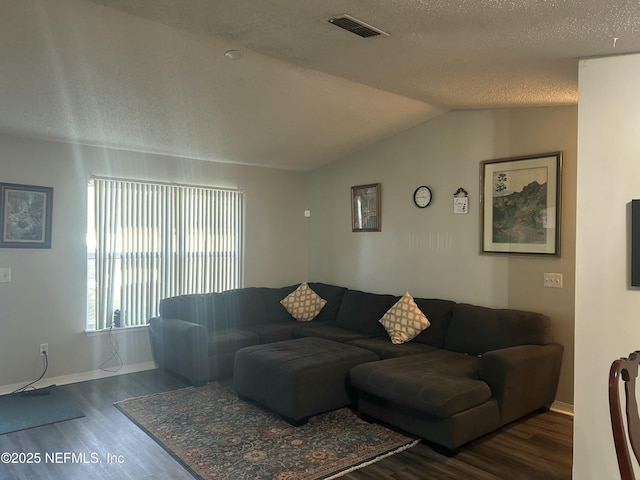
[159,293,219,330]
[158,283,344,331]
[307,283,348,323]
[444,303,551,355]
[335,289,397,335]
[219,288,268,327]
[411,298,456,348]
[260,284,300,323]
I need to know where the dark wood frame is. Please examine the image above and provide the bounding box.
[480,152,562,256]
[0,183,53,249]
[351,183,381,232]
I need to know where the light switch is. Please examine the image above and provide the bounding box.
[0,268,11,283]
[543,273,563,288]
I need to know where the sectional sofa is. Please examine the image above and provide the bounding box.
[148,282,563,451]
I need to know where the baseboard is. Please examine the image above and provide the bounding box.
[0,361,157,396]
[550,400,574,416]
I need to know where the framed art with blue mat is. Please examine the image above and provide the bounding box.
[0,386,84,435]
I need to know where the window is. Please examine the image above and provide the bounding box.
[87,178,243,331]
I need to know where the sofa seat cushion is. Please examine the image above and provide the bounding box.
[349,350,492,418]
[347,338,439,359]
[239,322,297,344]
[206,328,259,355]
[241,320,333,343]
[292,324,376,343]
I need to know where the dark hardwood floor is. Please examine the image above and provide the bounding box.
[0,369,572,480]
[341,410,573,480]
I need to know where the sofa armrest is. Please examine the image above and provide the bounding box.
[148,317,209,386]
[479,343,563,425]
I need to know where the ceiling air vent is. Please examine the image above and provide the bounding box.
[327,14,388,38]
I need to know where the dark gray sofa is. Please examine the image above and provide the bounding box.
[148,282,563,451]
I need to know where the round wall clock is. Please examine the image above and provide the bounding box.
[413,185,432,208]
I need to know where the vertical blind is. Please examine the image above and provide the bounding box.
[87,178,243,330]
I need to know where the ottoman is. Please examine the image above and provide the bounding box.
[233,337,379,425]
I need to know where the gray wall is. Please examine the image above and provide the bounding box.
[0,106,577,408]
[0,133,308,388]
[307,107,577,405]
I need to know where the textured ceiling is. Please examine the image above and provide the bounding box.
[2,0,640,170]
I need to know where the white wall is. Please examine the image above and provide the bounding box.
[0,134,308,389]
[574,53,640,479]
[307,107,577,405]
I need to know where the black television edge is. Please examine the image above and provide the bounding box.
[632,199,640,287]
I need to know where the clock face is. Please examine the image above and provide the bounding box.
[413,186,432,208]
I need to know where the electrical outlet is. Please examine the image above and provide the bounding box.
[543,273,563,288]
[0,268,11,283]
[40,343,48,357]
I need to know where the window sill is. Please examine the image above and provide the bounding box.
[84,324,149,336]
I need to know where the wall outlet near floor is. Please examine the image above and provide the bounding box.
[40,343,48,357]
[543,273,563,288]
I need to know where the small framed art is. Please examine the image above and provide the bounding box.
[351,183,381,232]
[0,183,54,248]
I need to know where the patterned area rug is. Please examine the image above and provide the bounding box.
[115,382,419,480]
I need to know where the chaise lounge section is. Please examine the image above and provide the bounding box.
[148,282,563,451]
[349,303,563,450]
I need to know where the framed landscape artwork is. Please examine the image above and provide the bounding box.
[0,183,54,248]
[480,152,562,256]
[351,183,381,232]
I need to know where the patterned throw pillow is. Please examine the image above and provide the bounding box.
[280,282,327,322]
[379,292,431,345]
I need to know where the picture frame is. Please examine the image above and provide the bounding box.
[480,152,562,256]
[0,183,54,248]
[351,183,381,232]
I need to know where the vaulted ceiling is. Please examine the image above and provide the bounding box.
[2,0,640,170]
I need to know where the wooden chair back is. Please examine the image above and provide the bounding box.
[610,351,640,480]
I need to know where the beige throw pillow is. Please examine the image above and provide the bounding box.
[379,292,430,344]
[280,282,327,321]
